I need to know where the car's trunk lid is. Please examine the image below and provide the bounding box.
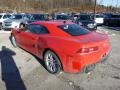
[74,31,110,54]
[75,32,108,44]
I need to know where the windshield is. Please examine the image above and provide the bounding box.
[31,14,45,20]
[56,15,68,20]
[74,15,79,17]
[79,15,93,20]
[111,15,120,18]
[95,15,104,18]
[58,24,90,36]
[10,15,22,19]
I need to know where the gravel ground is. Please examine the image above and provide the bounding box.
[0,26,120,90]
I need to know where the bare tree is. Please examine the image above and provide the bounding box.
[1,0,113,13]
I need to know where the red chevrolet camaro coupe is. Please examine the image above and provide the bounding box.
[10,21,111,74]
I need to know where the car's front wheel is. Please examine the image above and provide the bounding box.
[44,50,62,74]
[11,35,18,48]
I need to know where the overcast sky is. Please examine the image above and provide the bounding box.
[97,0,120,7]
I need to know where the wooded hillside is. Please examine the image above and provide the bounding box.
[0,0,118,13]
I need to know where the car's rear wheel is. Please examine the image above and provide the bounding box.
[11,35,18,48]
[44,50,62,74]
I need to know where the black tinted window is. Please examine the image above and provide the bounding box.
[58,24,90,36]
[3,14,11,19]
[28,24,49,34]
[56,15,68,20]
[111,15,120,18]
[74,15,79,17]
[31,14,45,20]
[79,15,93,20]
[10,15,22,19]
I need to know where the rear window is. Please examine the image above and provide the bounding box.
[58,24,90,36]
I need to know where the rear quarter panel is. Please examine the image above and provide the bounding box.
[40,35,82,72]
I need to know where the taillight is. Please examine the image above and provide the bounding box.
[77,46,99,54]
[79,48,89,53]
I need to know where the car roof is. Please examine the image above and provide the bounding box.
[56,14,68,16]
[80,14,92,16]
[32,21,74,26]
[0,13,6,15]
[12,13,28,15]
[0,13,12,15]
[30,21,74,36]
[31,14,44,15]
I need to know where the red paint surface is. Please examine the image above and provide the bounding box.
[11,21,111,73]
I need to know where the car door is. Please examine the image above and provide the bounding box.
[16,24,49,56]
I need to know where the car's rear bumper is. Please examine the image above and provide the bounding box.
[64,44,111,73]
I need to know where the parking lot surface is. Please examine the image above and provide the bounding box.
[0,26,120,90]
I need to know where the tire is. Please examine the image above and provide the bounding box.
[11,35,18,48]
[44,50,62,74]
[105,22,109,26]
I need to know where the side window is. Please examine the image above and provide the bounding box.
[28,24,49,34]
